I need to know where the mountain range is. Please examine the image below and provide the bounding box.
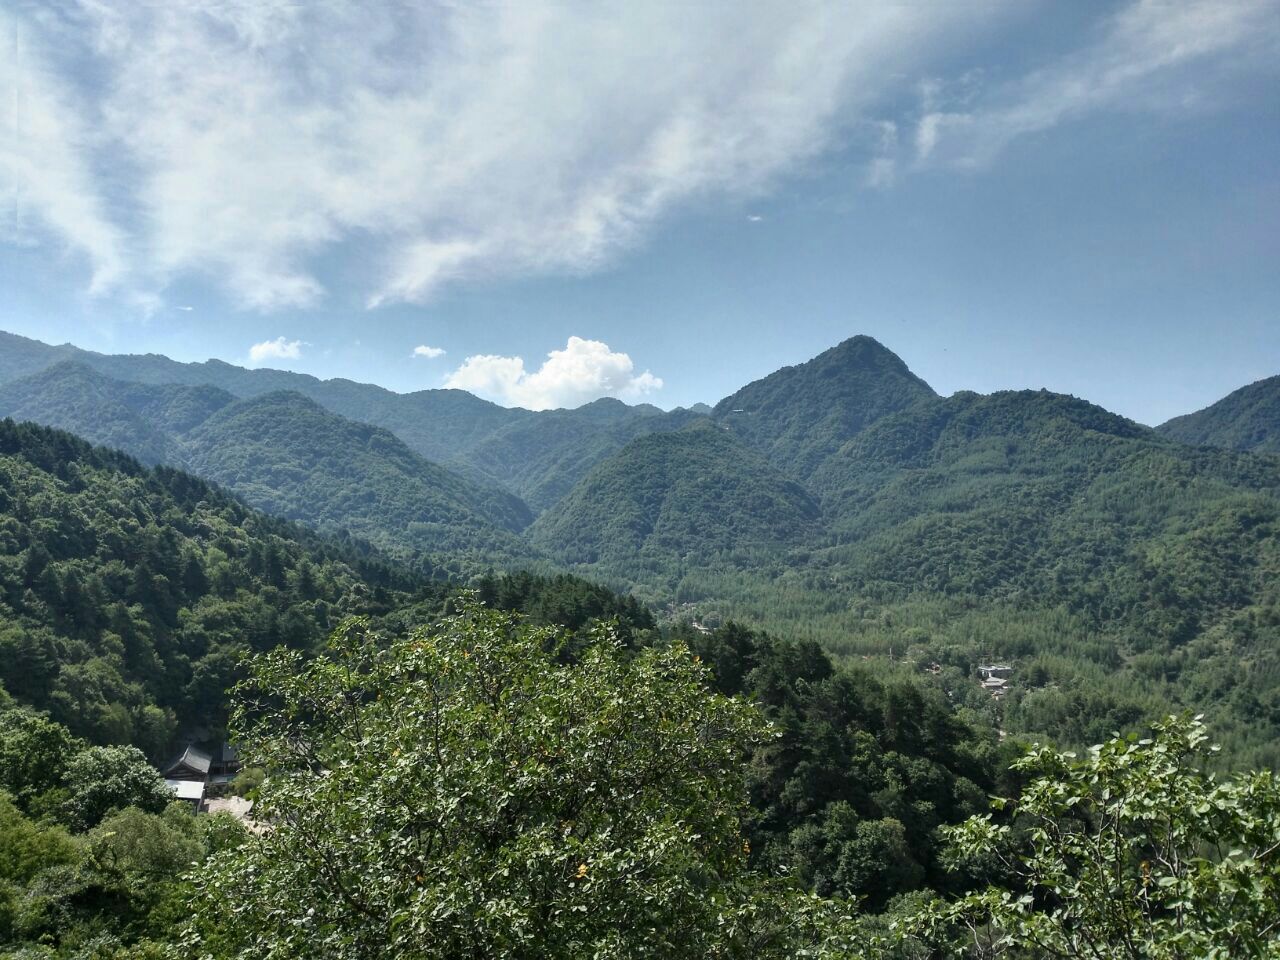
[2,328,1279,763]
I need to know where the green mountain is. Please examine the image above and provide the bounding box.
[457,399,704,512]
[533,382,1280,763]
[8,328,1280,763]
[0,331,692,504]
[0,361,235,465]
[183,390,535,558]
[1157,375,1280,454]
[0,363,535,564]
[0,418,435,751]
[812,389,1280,615]
[0,331,532,467]
[713,335,937,478]
[529,420,820,568]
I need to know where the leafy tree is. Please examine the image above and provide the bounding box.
[61,746,173,831]
[903,716,1280,958]
[189,605,829,959]
[0,709,83,811]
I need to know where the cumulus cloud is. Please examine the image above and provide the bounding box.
[445,336,662,410]
[412,344,446,359]
[913,0,1280,168]
[248,336,305,366]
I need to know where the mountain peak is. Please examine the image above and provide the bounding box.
[712,335,936,477]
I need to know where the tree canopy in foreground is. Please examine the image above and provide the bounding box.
[903,715,1280,958]
[188,604,837,959]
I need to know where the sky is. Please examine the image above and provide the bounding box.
[1,1,1278,422]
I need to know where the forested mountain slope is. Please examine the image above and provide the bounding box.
[0,420,661,756]
[811,389,1280,620]
[184,391,535,558]
[540,386,1280,763]
[0,363,536,563]
[713,335,936,478]
[1157,374,1280,453]
[0,361,235,465]
[0,331,527,464]
[7,327,1280,765]
[0,331,710,507]
[0,419,437,751]
[529,420,820,568]
[457,399,704,512]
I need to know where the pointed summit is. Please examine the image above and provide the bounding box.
[713,335,936,477]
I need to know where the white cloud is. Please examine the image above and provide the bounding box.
[3,1,1274,309]
[412,344,446,359]
[445,336,662,410]
[0,9,126,293]
[913,0,1280,168]
[247,336,305,366]
[0,1,1014,309]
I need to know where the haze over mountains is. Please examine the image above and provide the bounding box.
[3,327,1280,763]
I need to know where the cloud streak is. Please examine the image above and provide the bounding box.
[913,0,1280,169]
[445,336,661,410]
[0,8,125,293]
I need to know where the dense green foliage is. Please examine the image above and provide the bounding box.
[182,389,533,553]
[1,596,1277,956]
[0,361,234,465]
[0,703,252,955]
[1158,374,1280,454]
[903,716,1280,958]
[5,328,1280,784]
[678,620,1008,909]
[0,419,448,749]
[542,383,1280,767]
[0,418,672,753]
[188,606,830,959]
[530,421,820,567]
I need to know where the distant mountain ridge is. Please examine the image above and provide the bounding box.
[1157,375,1280,454]
[529,420,821,568]
[0,361,535,565]
[0,330,710,504]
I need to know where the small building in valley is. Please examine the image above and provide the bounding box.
[163,744,213,781]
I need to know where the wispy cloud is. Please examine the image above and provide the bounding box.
[445,336,661,410]
[412,344,446,359]
[247,336,305,366]
[913,0,1280,169]
[0,1,1011,310]
[0,8,126,293]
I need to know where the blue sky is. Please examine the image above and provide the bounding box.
[2,1,1277,421]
